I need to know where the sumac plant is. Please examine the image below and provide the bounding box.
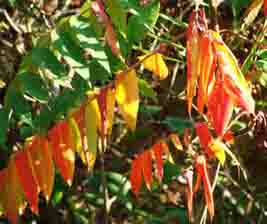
[0,0,265,223]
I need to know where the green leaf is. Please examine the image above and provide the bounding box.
[163,161,181,184]
[257,49,267,59]
[0,109,10,147]
[162,116,193,134]
[20,47,66,79]
[52,30,90,80]
[4,83,31,116]
[128,0,160,44]
[256,60,267,71]
[69,16,111,81]
[106,0,127,37]
[138,78,157,101]
[17,73,50,103]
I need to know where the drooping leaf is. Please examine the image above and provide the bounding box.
[85,95,100,169]
[195,155,214,220]
[140,150,153,190]
[212,31,255,114]
[186,8,208,115]
[115,69,139,131]
[0,159,25,224]
[139,53,168,80]
[14,148,39,214]
[29,136,55,201]
[106,87,116,135]
[197,32,216,113]
[130,157,143,196]
[152,143,164,182]
[48,121,75,185]
[207,77,234,136]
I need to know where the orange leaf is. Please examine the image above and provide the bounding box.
[139,53,168,80]
[14,148,39,214]
[130,157,143,196]
[29,136,55,201]
[195,155,214,220]
[48,121,75,185]
[197,32,216,113]
[183,128,191,147]
[115,69,139,131]
[223,130,234,144]
[186,8,208,115]
[106,87,116,135]
[0,159,25,224]
[152,143,164,182]
[207,77,234,136]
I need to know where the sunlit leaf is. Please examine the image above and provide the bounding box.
[212,31,255,114]
[15,148,39,214]
[115,69,139,131]
[139,53,168,80]
[209,139,226,165]
[197,32,216,113]
[0,159,25,224]
[186,8,208,115]
[48,121,75,185]
[85,96,99,169]
[29,136,55,201]
[195,155,214,220]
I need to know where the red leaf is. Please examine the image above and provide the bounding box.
[130,157,142,196]
[152,143,164,182]
[195,122,212,147]
[15,148,39,214]
[141,150,153,191]
[195,156,214,220]
[223,130,234,144]
[97,87,108,138]
[207,77,234,136]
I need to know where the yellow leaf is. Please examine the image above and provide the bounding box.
[115,69,139,131]
[85,98,99,169]
[68,118,83,158]
[139,53,168,80]
[169,134,183,151]
[209,139,226,166]
[106,87,116,135]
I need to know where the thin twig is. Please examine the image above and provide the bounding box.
[0,9,22,34]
